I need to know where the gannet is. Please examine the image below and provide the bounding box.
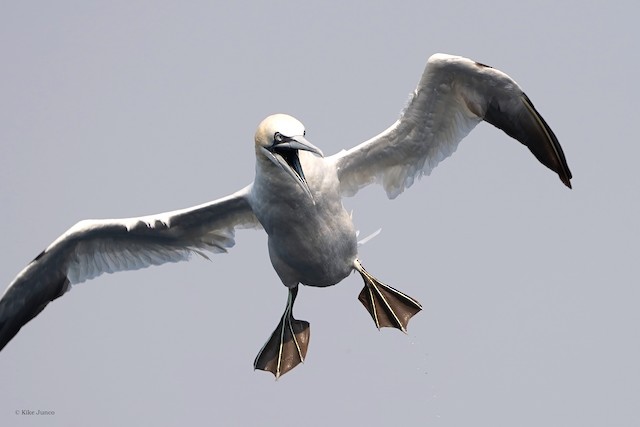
[0,54,572,378]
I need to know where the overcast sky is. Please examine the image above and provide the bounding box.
[1,1,638,426]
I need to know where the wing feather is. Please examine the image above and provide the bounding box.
[330,54,572,199]
[0,184,259,350]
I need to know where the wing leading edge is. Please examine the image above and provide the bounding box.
[331,53,572,199]
[0,184,259,351]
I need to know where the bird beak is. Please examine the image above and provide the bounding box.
[261,135,323,203]
[282,136,323,203]
[276,135,324,158]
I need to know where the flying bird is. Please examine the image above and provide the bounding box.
[0,54,571,378]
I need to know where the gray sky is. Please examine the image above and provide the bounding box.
[1,1,638,426]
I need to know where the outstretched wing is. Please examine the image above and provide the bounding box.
[330,54,572,199]
[0,184,259,351]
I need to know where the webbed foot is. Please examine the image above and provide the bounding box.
[354,260,422,332]
[254,286,310,379]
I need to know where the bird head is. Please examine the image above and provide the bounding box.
[254,114,324,200]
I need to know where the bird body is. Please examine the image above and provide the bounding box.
[252,136,357,288]
[0,54,572,378]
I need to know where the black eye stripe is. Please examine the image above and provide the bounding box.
[272,131,304,145]
[273,132,295,145]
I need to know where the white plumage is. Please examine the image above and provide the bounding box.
[0,54,571,378]
[50,185,258,285]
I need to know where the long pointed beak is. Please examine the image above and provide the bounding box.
[259,135,323,204]
[276,135,324,158]
[273,153,313,201]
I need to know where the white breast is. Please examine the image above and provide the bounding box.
[251,152,357,287]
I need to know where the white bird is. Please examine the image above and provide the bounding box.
[0,54,571,378]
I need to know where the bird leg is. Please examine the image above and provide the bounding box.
[354,259,422,332]
[253,286,310,379]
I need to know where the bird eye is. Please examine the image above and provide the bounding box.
[303,130,306,136]
[274,132,283,143]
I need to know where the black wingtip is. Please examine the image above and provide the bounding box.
[0,299,44,353]
[520,93,573,189]
[483,92,572,189]
[0,273,70,353]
